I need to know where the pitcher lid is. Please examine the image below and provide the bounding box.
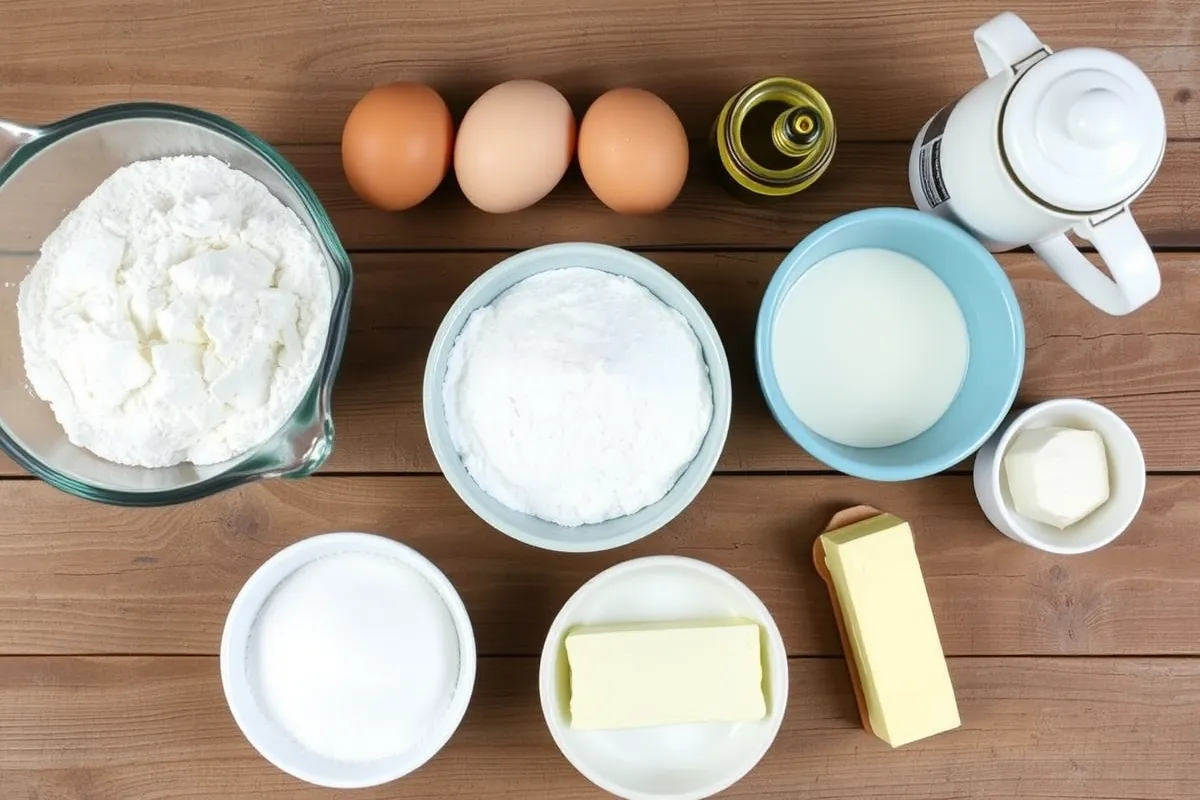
[1002,47,1165,214]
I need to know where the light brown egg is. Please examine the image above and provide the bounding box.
[454,80,575,213]
[578,88,689,215]
[342,82,454,211]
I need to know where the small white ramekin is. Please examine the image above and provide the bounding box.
[219,532,476,788]
[973,398,1145,555]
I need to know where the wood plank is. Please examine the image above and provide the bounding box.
[4,140,1199,252]
[6,141,1199,252]
[0,655,1196,799]
[327,251,1200,475]
[281,141,1200,251]
[1,0,1196,143]
[0,474,1197,657]
[2,252,1197,477]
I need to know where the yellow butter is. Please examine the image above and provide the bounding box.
[564,619,766,730]
[822,514,960,747]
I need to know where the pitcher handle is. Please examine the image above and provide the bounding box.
[0,119,40,169]
[1032,208,1161,316]
[974,12,1051,77]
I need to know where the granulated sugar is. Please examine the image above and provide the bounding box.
[442,266,713,527]
[247,552,460,763]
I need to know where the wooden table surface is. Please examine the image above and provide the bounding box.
[2,1,1199,798]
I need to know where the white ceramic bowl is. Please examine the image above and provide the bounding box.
[423,242,732,553]
[973,398,1146,554]
[539,556,788,800]
[219,532,476,788]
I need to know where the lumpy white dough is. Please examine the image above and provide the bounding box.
[17,155,332,468]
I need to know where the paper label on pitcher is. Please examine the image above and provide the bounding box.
[917,100,957,209]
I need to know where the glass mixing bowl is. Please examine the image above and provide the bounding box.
[0,103,352,505]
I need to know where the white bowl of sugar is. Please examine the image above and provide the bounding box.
[220,532,476,788]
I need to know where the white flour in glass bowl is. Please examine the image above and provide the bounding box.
[17,155,332,468]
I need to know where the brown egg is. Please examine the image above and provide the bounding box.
[454,80,576,214]
[342,82,454,211]
[578,88,689,214]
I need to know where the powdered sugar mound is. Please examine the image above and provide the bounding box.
[17,155,332,468]
[443,267,713,527]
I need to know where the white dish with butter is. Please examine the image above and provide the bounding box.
[539,556,788,800]
[973,398,1145,554]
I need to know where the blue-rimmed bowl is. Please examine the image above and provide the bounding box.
[424,243,732,553]
[755,208,1024,481]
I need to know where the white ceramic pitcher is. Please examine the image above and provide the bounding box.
[909,12,1166,316]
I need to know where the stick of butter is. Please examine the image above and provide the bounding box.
[565,620,766,730]
[820,514,960,747]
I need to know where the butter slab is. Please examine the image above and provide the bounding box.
[821,513,960,747]
[565,619,766,731]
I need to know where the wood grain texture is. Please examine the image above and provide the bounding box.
[1,475,1198,657]
[2,251,1196,477]
[1,655,1197,799]
[3,140,1199,251]
[8,141,1198,253]
[325,252,1200,475]
[1,0,1196,143]
[277,142,1200,251]
[2,1,1198,796]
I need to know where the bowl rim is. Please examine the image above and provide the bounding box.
[218,531,477,788]
[980,397,1146,554]
[754,206,1025,481]
[423,242,732,553]
[537,555,789,800]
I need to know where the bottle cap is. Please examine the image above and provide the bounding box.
[1002,47,1165,213]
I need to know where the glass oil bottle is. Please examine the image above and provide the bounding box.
[712,77,837,200]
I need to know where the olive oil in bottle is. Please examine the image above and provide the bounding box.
[713,77,836,199]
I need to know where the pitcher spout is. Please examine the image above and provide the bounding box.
[271,386,337,479]
[0,120,40,170]
[281,413,336,478]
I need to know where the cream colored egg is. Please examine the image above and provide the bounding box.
[454,80,576,213]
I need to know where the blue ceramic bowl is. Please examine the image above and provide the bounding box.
[755,208,1024,481]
